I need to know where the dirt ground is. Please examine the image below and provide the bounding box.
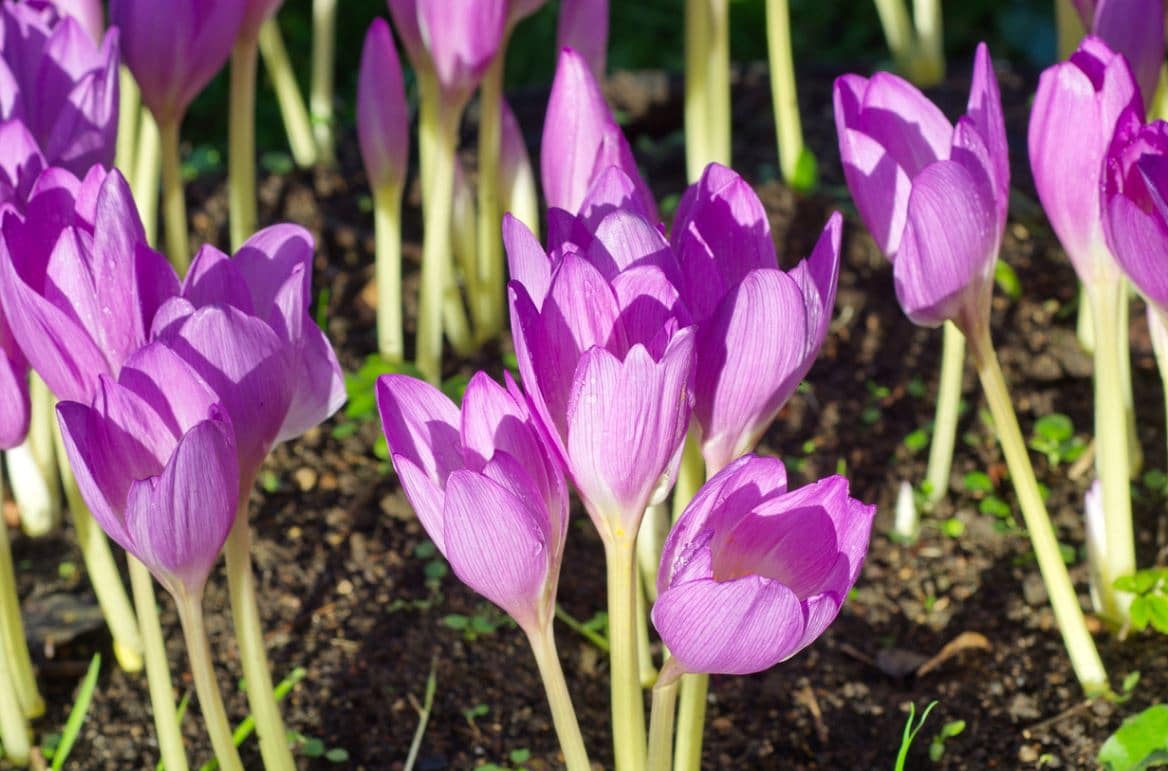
[7,56,1168,770]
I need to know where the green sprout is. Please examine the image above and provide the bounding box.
[894,700,939,771]
[928,719,966,762]
[1115,569,1168,635]
[1028,413,1086,467]
[440,604,514,642]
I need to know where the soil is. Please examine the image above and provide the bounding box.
[6,56,1168,771]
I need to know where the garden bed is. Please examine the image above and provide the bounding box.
[9,59,1168,770]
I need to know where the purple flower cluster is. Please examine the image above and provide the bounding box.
[0,166,344,595]
[380,48,875,674]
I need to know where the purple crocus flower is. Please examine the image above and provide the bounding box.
[387,0,504,108]
[149,225,345,483]
[0,120,47,447]
[378,371,567,631]
[653,454,875,675]
[0,0,119,176]
[56,341,239,598]
[357,17,408,194]
[109,0,243,127]
[672,163,841,473]
[541,46,656,222]
[505,191,694,535]
[0,166,178,404]
[1071,0,1163,109]
[0,312,27,448]
[42,0,105,43]
[1029,36,1141,285]
[1101,110,1168,314]
[834,42,1008,332]
[556,0,607,80]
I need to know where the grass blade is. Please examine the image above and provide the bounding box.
[52,653,101,771]
[198,667,306,771]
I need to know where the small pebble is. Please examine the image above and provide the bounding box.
[293,466,318,492]
[337,579,353,596]
[1022,573,1048,607]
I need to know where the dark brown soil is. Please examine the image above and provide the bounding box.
[7,56,1168,771]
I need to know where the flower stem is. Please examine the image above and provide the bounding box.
[128,558,189,771]
[374,183,405,363]
[416,100,464,383]
[0,608,30,767]
[603,535,647,771]
[257,19,318,168]
[925,320,965,506]
[20,374,60,536]
[669,432,712,769]
[115,66,141,179]
[966,324,1108,694]
[705,0,731,168]
[174,588,243,771]
[1148,306,1168,464]
[310,0,337,165]
[224,509,295,771]
[684,0,710,182]
[6,441,55,539]
[637,503,668,603]
[1117,286,1142,478]
[1088,277,1135,625]
[1055,0,1086,59]
[1076,283,1095,352]
[673,673,708,771]
[765,0,815,191]
[635,568,659,687]
[527,624,592,771]
[229,37,260,251]
[671,432,705,525]
[159,118,189,274]
[475,50,506,342]
[647,661,683,771]
[872,0,916,78]
[132,110,161,248]
[448,163,480,357]
[0,503,43,720]
[55,424,143,673]
[911,0,945,85]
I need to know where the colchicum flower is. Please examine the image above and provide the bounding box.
[44,0,105,43]
[556,0,608,80]
[1101,110,1168,315]
[0,166,178,404]
[0,0,119,175]
[357,17,409,195]
[1070,0,1163,108]
[387,0,505,107]
[378,371,567,631]
[505,189,694,535]
[0,120,49,448]
[149,224,346,483]
[56,342,239,598]
[1029,35,1140,285]
[834,42,1008,333]
[541,46,656,221]
[378,368,593,770]
[109,0,243,126]
[672,163,841,472]
[653,454,875,675]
